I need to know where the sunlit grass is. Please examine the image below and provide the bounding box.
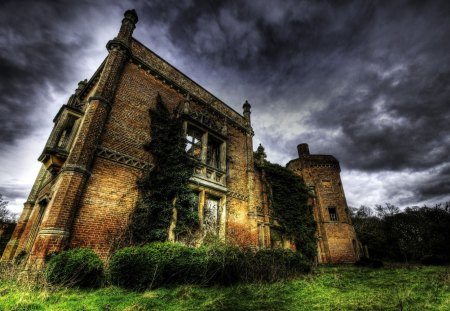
[0,265,449,310]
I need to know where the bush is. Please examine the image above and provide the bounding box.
[248,249,312,282]
[354,256,384,268]
[202,242,244,285]
[45,248,104,288]
[110,242,207,290]
[110,242,313,290]
[421,255,449,266]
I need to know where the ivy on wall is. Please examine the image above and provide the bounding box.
[130,95,199,243]
[264,162,317,260]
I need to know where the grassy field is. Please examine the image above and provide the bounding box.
[0,265,449,311]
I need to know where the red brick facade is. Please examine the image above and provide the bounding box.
[1,10,360,266]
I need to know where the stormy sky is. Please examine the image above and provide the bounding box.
[1,0,449,214]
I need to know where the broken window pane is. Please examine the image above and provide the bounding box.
[204,196,219,233]
[186,126,203,159]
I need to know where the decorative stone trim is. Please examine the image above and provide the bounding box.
[38,228,70,238]
[61,164,92,177]
[6,239,18,246]
[106,39,132,55]
[227,190,248,201]
[96,146,152,170]
[89,95,112,111]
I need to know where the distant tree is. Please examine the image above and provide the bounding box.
[351,205,387,259]
[352,202,450,263]
[0,194,14,223]
[0,194,16,257]
[374,203,400,217]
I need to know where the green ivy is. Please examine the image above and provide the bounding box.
[130,95,199,243]
[263,162,317,260]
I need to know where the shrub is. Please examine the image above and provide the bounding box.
[354,256,384,268]
[110,242,206,290]
[110,242,313,290]
[202,242,245,285]
[246,249,311,282]
[45,248,104,288]
[421,255,449,266]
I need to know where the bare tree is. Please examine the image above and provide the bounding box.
[375,203,400,218]
[0,194,15,223]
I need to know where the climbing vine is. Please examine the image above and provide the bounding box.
[263,162,317,260]
[129,95,199,243]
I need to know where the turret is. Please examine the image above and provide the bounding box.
[297,143,310,157]
[107,9,138,51]
[116,9,139,45]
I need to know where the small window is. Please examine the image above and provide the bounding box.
[322,179,332,188]
[328,207,338,221]
[186,126,203,159]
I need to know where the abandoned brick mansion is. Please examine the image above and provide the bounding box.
[1,10,361,267]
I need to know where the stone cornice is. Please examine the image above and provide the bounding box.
[106,39,132,56]
[89,95,112,111]
[38,227,70,238]
[61,164,92,177]
[96,146,152,170]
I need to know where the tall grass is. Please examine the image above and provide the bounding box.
[0,265,449,310]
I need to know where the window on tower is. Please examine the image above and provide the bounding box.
[328,207,338,221]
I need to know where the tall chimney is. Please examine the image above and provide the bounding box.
[116,9,139,46]
[243,100,251,126]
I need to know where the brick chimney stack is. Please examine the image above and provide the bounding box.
[243,100,251,126]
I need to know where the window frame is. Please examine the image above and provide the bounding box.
[328,207,338,222]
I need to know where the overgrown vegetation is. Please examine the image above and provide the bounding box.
[109,241,311,290]
[352,202,450,264]
[129,95,199,243]
[1,265,449,310]
[45,248,104,288]
[0,193,16,257]
[263,162,317,260]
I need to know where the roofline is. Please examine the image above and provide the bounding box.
[131,37,245,125]
[130,37,246,121]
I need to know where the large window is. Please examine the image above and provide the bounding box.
[185,123,225,171]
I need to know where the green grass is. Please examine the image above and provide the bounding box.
[0,265,449,310]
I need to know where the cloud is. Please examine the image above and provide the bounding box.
[0,0,449,213]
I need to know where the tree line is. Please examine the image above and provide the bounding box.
[351,202,450,264]
[0,194,17,256]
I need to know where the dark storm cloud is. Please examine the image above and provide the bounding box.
[133,0,449,204]
[415,164,450,199]
[0,0,111,150]
[1,0,449,208]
